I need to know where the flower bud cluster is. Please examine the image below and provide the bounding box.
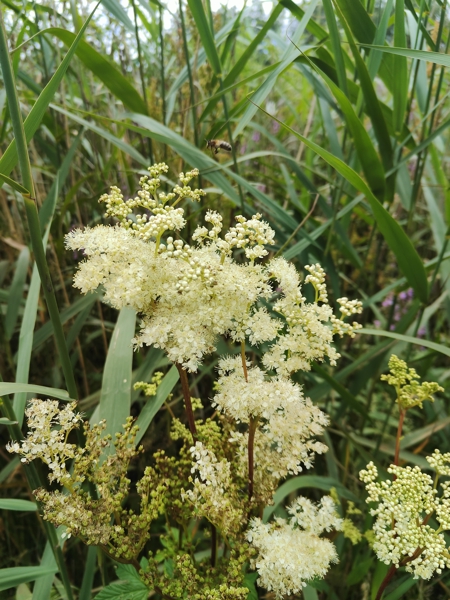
[7,399,83,486]
[360,457,450,579]
[382,354,444,409]
[182,442,244,536]
[223,213,276,261]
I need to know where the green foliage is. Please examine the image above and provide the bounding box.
[1,0,450,598]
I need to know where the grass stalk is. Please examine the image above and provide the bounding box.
[0,7,78,400]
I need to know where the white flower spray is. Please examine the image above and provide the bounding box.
[11,163,365,598]
[360,355,445,599]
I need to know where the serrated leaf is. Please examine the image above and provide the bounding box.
[94,581,148,600]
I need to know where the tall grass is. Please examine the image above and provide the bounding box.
[1,0,450,598]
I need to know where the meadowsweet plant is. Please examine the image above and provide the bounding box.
[360,356,445,600]
[10,163,364,598]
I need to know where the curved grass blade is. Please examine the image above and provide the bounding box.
[359,328,450,358]
[305,55,386,200]
[0,499,37,511]
[0,566,57,592]
[14,134,82,425]
[333,1,393,194]
[359,44,450,67]
[253,107,428,302]
[186,0,221,75]
[200,4,284,122]
[0,171,28,193]
[233,0,319,138]
[322,0,347,94]
[42,28,147,114]
[393,0,407,137]
[0,3,101,179]
[33,292,100,351]
[0,383,71,401]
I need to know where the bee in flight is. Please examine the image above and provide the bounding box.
[206,139,232,154]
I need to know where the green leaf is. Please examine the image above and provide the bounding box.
[346,557,374,586]
[100,0,134,31]
[322,0,347,94]
[393,0,407,136]
[96,307,136,445]
[186,0,222,75]
[312,364,365,416]
[0,171,29,194]
[0,383,71,401]
[78,546,97,600]
[200,4,284,121]
[0,499,37,511]
[0,418,18,425]
[306,56,386,200]
[233,0,319,138]
[263,475,357,523]
[135,366,179,445]
[43,28,147,114]
[0,566,57,592]
[257,110,428,302]
[31,543,57,600]
[383,575,416,600]
[359,328,450,357]
[0,3,100,179]
[244,572,258,600]
[359,44,450,67]
[94,564,147,600]
[33,292,101,351]
[333,1,393,192]
[4,246,29,341]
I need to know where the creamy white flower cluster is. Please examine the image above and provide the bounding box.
[264,259,362,376]
[66,165,362,372]
[247,496,342,598]
[182,442,244,536]
[214,356,328,484]
[7,399,83,486]
[360,457,450,579]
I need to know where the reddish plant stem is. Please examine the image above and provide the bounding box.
[394,407,406,470]
[175,363,197,442]
[375,564,397,600]
[241,340,248,382]
[248,416,258,501]
[375,547,424,600]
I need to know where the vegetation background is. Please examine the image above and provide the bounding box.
[1,0,450,598]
